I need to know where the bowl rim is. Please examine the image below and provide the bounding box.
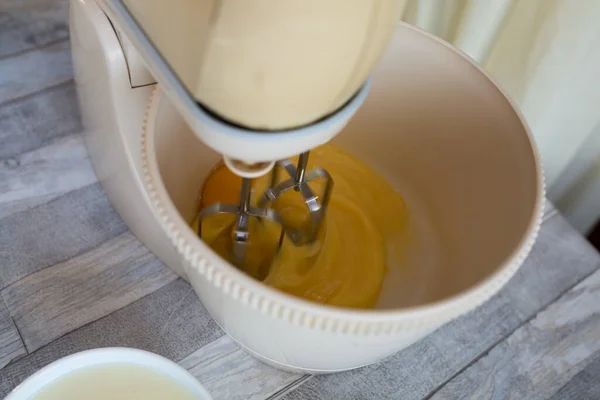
[5,347,213,400]
[140,22,545,335]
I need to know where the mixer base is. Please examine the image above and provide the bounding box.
[218,324,377,375]
[241,346,376,375]
[70,0,188,279]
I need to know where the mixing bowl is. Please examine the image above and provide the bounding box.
[140,24,544,373]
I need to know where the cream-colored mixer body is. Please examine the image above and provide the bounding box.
[71,0,544,374]
[122,0,402,130]
[70,0,187,278]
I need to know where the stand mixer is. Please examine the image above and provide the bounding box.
[70,0,543,374]
[81,0,402,273]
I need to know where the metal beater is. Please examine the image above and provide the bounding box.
[197,177,284,273]
[196,151,333,273]
[259,151,333,246]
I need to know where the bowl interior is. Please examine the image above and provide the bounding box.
[153,24,539,310]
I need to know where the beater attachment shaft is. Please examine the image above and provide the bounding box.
[259,151,333,245]
[196,151,333,275]
[197,177,284,272]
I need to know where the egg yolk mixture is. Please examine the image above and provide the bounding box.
[191,144,407,309]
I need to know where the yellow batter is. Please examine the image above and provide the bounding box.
[192,144,407,309]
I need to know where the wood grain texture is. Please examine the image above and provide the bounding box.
[0,82,81,160]
[180,335,301,400]
[0,134,96,219]
[269,377,312,400]
[501,213,600,319]
[2,231,178,352]
[2,0,65,5]
[0,279,223,397]
[0,298,25,370]
[543,198,557,221]
[549,352,600,400]
[283,213,600,400]
[0,183,126,288]
[0,40,72,104]
[431,267,600,399]
[0,0,69,58]
[434,213,600,374]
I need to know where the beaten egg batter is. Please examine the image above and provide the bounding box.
[192,144,407,309]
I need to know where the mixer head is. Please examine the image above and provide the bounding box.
[99,0,399,164]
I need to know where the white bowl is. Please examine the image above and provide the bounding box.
[5,348,213,400]
[140,24,544,373]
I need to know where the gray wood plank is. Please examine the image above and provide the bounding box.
[0,82,82,160]
[543,199,558,221]
[0,0,69,58]
[549,352,600,400]
[2,231,178,352]
[283,213,600,399]
[431,267,600,400]
[286,339,454,400]
[501,214,600,319]
[0,134,96,219]
[433,212,600,373]
[0,183,127,288]
[0,279,222,397]
[268,377,312,400]
[0,298,25,370]
[0,40,72,104]
[180,335,301,400]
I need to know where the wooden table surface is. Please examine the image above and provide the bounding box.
[2,1,600,399]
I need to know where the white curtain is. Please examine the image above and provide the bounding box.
[398,0,600,234]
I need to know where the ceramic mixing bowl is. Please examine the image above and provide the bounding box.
[140,23,544,373]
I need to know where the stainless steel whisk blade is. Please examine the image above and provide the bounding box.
[259,151,333,245]
[197,177,284,276]
[196,151,332,276]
